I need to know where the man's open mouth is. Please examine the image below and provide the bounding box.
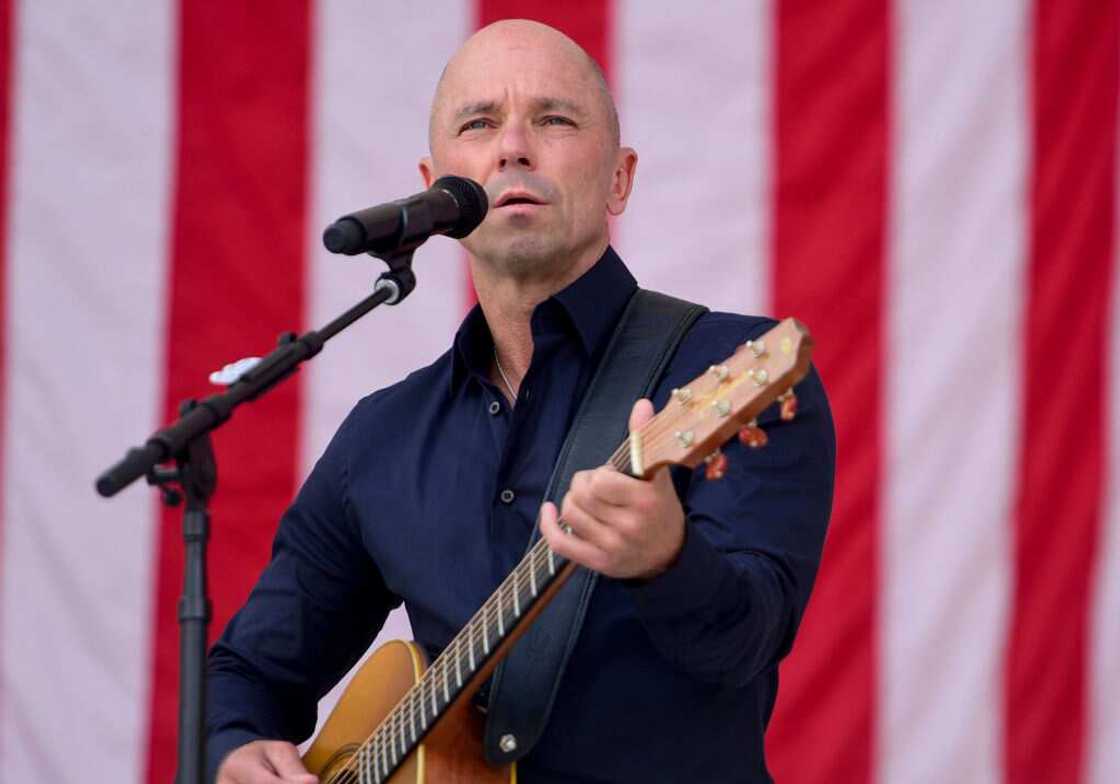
[495,191,546,207]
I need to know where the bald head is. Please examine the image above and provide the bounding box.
[428,19,620,151]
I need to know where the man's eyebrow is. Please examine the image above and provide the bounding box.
[531,96,587,117]
[449,96,589,124]
[451,100,501,123]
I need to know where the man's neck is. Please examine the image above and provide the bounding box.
[471,238,608,399]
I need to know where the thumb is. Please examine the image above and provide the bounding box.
[263,741,318,783]
[630,398,675,487]
[628,398,655,434]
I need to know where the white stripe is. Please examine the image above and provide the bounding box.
[300,0,470,745]
[1088,80,1120,784]
[614,0,772,318]
[881,3,1028,782]
[0,2,175,781]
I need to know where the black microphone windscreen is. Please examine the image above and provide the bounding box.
[322,219,365,254]
[433,176,489,238]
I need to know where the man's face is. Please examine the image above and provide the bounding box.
[422,28,634,276]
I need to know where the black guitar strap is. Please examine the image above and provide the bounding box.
[482,288,707,765]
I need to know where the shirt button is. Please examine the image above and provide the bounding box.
[499,489,515,504]
[488,400,501,415]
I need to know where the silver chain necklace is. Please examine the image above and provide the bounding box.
[494,347,517,402]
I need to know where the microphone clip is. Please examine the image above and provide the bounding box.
[373,249,417,305]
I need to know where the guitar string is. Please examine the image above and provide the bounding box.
[320,375,796,783]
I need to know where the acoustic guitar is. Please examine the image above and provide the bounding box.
[300,317,814,784]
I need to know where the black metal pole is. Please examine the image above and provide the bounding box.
[167,402,217,784]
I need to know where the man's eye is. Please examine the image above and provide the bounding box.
[541,116,575,127]
[459,119,490,133]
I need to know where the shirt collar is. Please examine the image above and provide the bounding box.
[450,245,638,391]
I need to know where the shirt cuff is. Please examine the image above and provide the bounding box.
[626,523,730,621]
[206,727,265,784]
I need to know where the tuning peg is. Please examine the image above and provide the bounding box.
[704,450,729,480]
[778,389,798,421]
[738,419,768,449]
[671,387,694,404]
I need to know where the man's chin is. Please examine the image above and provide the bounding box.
[476,234,564,275]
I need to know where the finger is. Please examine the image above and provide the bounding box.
[538,501,567,541]
[629,397,655,433]
[541,506,610,572]
[540,501,602,556]
[566,478,645,537]
[217,742,288,784]
[560,494,621,552]
[649,463,677,495]
[263,742,318,783]
[570,465,640,509]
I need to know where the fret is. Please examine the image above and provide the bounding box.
[442,660,450,704]
[548,546,555,576]
[409,692,417,744]
[385,714,396,761]
[429,673,438,717]
[497,588,505,636]
[529,550,538,597]
[482,613,490,655]
[468,623,477,670]
[386,730,398,777]
[416,686,426,726]
[454,635,463,688]
[379,733,388,783]
[397,708,406,756]
[513,567,521,617]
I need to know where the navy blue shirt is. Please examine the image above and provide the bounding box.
[206,247,835,783]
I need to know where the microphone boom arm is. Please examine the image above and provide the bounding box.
[95,249,417,497]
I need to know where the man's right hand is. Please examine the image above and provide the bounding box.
[216,740,318,784]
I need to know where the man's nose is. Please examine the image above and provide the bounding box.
[497,123,533,170]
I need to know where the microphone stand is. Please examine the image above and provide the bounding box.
[95,250,418,784]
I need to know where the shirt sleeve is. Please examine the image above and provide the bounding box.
[626,325,836,689]
[205,404,401,781]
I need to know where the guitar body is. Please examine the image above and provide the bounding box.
[302,639,515,783]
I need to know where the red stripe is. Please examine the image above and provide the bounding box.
[476,0,612,70]
[469,1,613,313]
[766,2,889,781]
[143,3,311,781]
[1006,2,1118,780]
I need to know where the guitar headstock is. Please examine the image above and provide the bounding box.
[632,318,813,479]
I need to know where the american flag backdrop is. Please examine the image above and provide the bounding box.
[0,1,1117,782]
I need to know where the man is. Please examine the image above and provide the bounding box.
[210,18,835,784]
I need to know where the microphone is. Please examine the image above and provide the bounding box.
[322,175,488,256]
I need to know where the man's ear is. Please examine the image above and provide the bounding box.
[606,147,638,217]
[419,156,435,188]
